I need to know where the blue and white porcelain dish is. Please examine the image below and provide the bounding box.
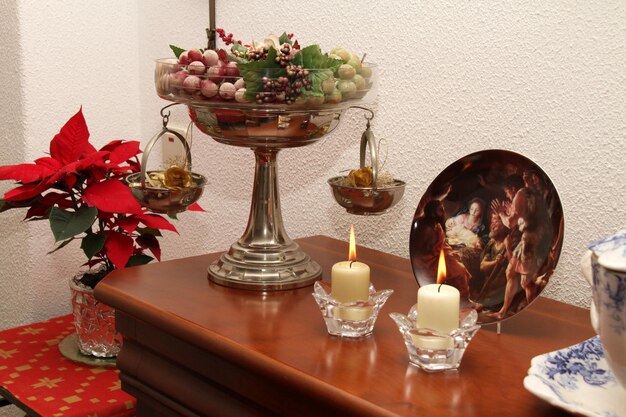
[524,336,626,417]
[588,228,626,258]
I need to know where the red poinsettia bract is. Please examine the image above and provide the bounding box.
[0,108,178,284]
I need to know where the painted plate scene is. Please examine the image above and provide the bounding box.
[410,150,564,324]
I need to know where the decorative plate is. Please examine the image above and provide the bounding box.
[409,150,563,324]
[524,336,626,417]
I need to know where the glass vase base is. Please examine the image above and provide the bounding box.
[312,281,393,338]
[390,306,481,372]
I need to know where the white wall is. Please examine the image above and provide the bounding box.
[0,0,208,334]
[160,1,626,310]
[1,0,625,341]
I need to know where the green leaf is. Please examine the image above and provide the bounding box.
[291,53,303,67]
[81,232,106,259]
[49,206,97,242]
[278,32,292,46]
[126,254,154,267]
[47,237,75,255]
[238,47,286,101]
[228,54,249,65]
[298,45,342,71]
[231,42,248,56]
[136,227,163,237]
[294,45,342,97]
[169,44,186,59]
[167,213,178,220]
[0,200,7,213]
[304,68,334,97]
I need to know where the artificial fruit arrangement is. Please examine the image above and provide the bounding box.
[156,28,374,106]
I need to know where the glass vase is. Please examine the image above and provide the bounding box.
[69,275,121,357]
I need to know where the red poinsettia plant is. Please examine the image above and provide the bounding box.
[0,108,187,288]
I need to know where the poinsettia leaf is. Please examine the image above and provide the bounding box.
[135,213,178,233]
[126,254,154,267]
[49,108,96,165]
[82,179,143,214]
[0,163,55,183]
[76,150,109,171]
[137,234,161,261]
[40,160,80,189]
[136,227,162,237]
[116,217,140,234]
[167,213,178,220]
[24,204,51,220]
[49,206,97,241]
[100,140,141,165]
[42,192,72,208]
[3,183,50,202]
[64,173,77,190]
[81,232,106,259]
[47,237,75,255]
[104,230,134,269]
[83,257,106,269]
[186,202,205,212]
[34,157,63,171]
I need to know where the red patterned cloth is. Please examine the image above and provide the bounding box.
[0,314,135,417]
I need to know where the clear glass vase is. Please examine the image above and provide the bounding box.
[69,275,121,357]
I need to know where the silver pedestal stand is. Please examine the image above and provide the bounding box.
[189,104,347,291]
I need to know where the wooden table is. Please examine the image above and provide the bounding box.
[95,235,594,417]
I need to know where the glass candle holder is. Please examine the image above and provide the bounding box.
[312,281,393,338]
[389,305,480,371]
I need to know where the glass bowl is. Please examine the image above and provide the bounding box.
[154,59,378,148]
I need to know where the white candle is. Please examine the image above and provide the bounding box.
[331,225,371,320]
[334,304,373,321]
[416,284,460,333]
[410,332,454,350]
[413,248,460,349]
[331,260,370,303]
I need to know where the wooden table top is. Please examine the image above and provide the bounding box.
[96,235,594,417]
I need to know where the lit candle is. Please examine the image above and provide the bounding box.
[331,225,371,320]
[413,248,459,349]
[331,225,370,302]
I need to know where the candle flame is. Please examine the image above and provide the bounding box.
[348,224,357,261]
[436,248,447,284]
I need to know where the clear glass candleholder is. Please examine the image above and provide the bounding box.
[389,305,480,371]
[312,281,393,338]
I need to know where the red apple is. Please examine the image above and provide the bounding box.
[219,82,236,100]
[200,79,218,98]
[178,51,189,65]
[182,75,201,93]
[224,62,240,78]
[188,60,206,75]
[208,65,226,83]
[187,49,203,63]
[169,70,189,90]
[203,49,219,67]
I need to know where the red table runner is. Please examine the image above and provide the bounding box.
[0,314,135,417]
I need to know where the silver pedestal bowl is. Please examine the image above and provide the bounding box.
[155,59,377,290]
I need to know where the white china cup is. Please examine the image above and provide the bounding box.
[581,229,626,388]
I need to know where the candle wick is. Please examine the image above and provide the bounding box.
[438,283,443,292]
[350,260,356,268]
